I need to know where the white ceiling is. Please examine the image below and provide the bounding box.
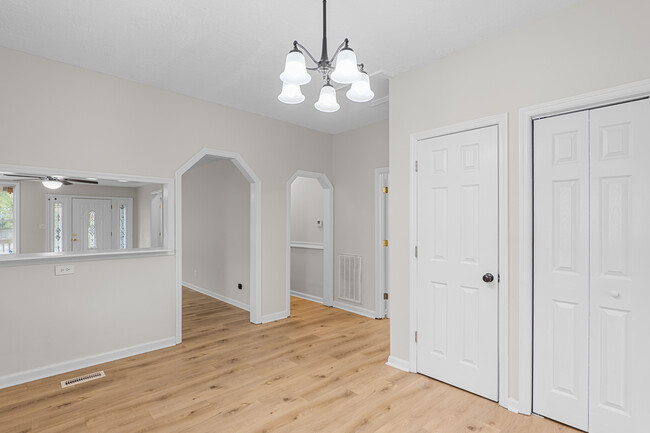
[0,0,582,134]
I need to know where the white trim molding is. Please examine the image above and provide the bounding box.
[0,337,175,390]
[286,170,334,315]
[332,301,377,319]
[290,290,324,304]
[290,241,324,250]
[175,148,263,345]
[374,167,389,319]
[386,356,411,372]
[183,282,250,312]
[517,78,650,416]
[261,311,289,324]
[409,113,509,406]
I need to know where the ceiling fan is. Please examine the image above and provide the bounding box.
[1,173,99,190]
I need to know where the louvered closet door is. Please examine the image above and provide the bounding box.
[533,111,590,431]
[588,99,650,433]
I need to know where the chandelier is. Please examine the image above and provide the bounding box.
[278,0,374,113]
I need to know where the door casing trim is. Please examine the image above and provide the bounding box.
[375,167,389,318]
[518,78,650,416]
[409,113,509,408]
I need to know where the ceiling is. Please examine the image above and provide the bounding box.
[0,0,582,134]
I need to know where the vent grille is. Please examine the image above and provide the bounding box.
[338,254,362,303]
[61,371,105,388]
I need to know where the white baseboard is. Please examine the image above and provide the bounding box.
[183,281,250,312]
[261,311,289,324]
[507,398,520,414]
[386,355,411,372]
[0,336,176,390]
[333,301,377,319]
[290,290,324,304]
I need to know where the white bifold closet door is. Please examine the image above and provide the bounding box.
[534,98,650,433]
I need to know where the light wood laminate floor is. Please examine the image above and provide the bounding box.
[0,287,580,432]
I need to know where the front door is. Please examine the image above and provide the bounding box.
[72,198,112,251]
[416,125,499,401]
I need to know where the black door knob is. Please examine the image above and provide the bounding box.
[482,273,494,283]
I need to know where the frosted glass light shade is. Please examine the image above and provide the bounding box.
[42,180,63,190]
[278,83,305,104]
[331,48,361,84]
[280,50,312,85]
[346,71,374,102]
[314,84,340,113]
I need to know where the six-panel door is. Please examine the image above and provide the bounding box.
[416,125,499,401]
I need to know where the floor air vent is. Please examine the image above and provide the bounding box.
[61,371,105,388]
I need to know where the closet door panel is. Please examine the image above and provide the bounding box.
[589,99,650,433]
[533,111,590,431]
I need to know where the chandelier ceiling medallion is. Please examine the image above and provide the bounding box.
[278,0,374,113]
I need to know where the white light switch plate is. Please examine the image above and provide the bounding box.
[55,264,74,276]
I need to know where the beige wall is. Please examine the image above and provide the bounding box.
[290,176,324,300]
[182,159,250,307]
[389,0,650,400]
[0,45,332,381]
[333,120,389,314]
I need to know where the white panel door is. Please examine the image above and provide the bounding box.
[533,111,590,431]
[416,126,499,401]
[589,99,650,433]
[72,198,112,251]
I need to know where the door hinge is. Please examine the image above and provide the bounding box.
[498,274,501,283]
[383,186,388,194]
[415,160,419,172]
[383,293,389,300]
[415,246,418,258]
[415,331,418,343]
[383,240,388,247]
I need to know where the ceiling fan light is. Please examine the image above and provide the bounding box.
[280,49,312,85]
[346,71,374,102]
[314,84,340,113]
[278,83,305,104]
[331,47,362,84]
[42,180,63,190]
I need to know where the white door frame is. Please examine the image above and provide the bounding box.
[175,148,262,343]
[517,79,650,415]
[410,113,509,408]
[285,170,334,313]
[375,167,389,318]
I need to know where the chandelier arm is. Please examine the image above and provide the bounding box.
[295,41,319,66]
[330,38,349,65]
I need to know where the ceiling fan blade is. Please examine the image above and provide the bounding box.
[65,178,99,184]
[1,173,45,179]
[61,180,73,185]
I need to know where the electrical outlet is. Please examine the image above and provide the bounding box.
[55,264,74,276]
[238,283,243,290]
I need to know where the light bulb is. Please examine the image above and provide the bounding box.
[331,47,362,84]
[278,83,305,104]
[314,83,340,113]
[42,180,63,190]
[280,49,312,85]
[346,71,374,103]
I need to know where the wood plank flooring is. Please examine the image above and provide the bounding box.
[0,287,580,432]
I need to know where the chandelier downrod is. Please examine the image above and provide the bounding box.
[320,0,328,64]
